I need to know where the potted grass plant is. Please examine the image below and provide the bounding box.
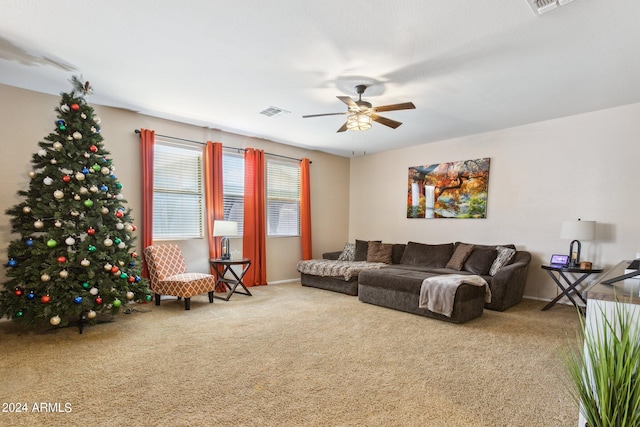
[565,300,640,427]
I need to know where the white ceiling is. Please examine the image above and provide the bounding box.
[1,0,640,157]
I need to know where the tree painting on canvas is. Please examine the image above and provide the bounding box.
[407,158,490,219]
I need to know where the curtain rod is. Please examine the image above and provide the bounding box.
[134,129,310,163]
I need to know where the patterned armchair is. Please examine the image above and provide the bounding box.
[143,244,217,310]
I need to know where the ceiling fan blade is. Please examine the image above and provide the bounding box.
[337,122,348,132]
[337,96,358,109]
[302,112,347,118]
[370,113,402,129]
[373,102,416,113]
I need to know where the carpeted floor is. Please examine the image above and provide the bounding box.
[0,282,581,427]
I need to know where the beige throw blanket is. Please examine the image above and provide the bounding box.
[419,274,491,317]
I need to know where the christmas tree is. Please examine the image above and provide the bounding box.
[0,76,151,332]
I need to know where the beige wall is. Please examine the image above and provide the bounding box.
[349,102,640,301]
[0,84,350,284]
[4,82,640,298]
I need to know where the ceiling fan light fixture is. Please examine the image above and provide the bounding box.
[346,113,372,131]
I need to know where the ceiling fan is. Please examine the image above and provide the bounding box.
[303,84,416,132]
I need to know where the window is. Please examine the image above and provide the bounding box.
[222,152,244,235]
[267,158,301,237]
[153,142,203,239]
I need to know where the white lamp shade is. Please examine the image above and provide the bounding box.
[213,220,238,237]
[560,220,595,241]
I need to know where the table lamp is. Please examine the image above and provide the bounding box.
[213,220,238,260]
[560,219,595,268]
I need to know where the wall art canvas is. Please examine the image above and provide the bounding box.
[407,157,490,219]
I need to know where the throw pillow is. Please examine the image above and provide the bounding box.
[337,242,355,261]
[366,242,393,264]
[399,241,454,267]
[355,239,381,261]
[463,248,498,275]
[446,243,475,270]
[489,246,517,276]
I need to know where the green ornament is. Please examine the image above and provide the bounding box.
[59,125,66,131]
[145,294,152,302]
[116,183,123,189]
[47,239,57,248]
[113,299,121,307]
[92,164,101,172]
[114,238,122,245]
[88,245,96,252]
[84,200,94,208]
[15,310,23,317]
[82,282,90,289]
[119,272,127,279]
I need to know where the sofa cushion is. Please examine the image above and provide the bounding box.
[355,240,381,261]
[337,242,355,261]
[367,242,394,264]
[400,242,454,268]
[489,246,516,276]
[446,243,475,270]
[463,248,498,275]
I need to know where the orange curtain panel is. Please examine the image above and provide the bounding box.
[243,148,267,286]
[203,141,225,275]
[139,128,155,278]
[300,158,312,260]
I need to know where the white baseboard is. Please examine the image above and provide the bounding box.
[523,294,585,307]
[267,278,300,285]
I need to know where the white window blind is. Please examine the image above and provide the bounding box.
[153,142,203,239]
[267,158,300,237]
[222,152,244,235]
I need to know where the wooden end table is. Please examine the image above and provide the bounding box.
[541,264,602,313]
[210,258,252,301]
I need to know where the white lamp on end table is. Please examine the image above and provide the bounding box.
[213,220,238,260]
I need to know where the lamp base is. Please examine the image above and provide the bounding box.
[568,239,581,269]
[220,237,230,260]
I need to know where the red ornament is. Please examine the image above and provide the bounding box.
[115,211,123,218]
[131,224,137,231]
[71,103,80,111]
[89,145,98,153]
[41,295,51,304]
[95,296,103,305]
[57,256,67,263]
[87,227,95,235]
[14,287,23,297]
[62,175,71,183]
[127,276,135,283]
[131,252,138,258]
[111,266,119,274]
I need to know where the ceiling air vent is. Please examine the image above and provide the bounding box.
[527,0,575,15]
[259,106,291,117]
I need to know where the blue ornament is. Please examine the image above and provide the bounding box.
[25,238,34,247]
[27,292,36,300]
[73,296,83,304]
[129,262,135,267]
[82,167,90,174]
[100,184,108,192]
[7,258,17,267]
[135,276,141,283]
[110,174,116,180]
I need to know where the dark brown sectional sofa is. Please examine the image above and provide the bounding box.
[299,240,532,323]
